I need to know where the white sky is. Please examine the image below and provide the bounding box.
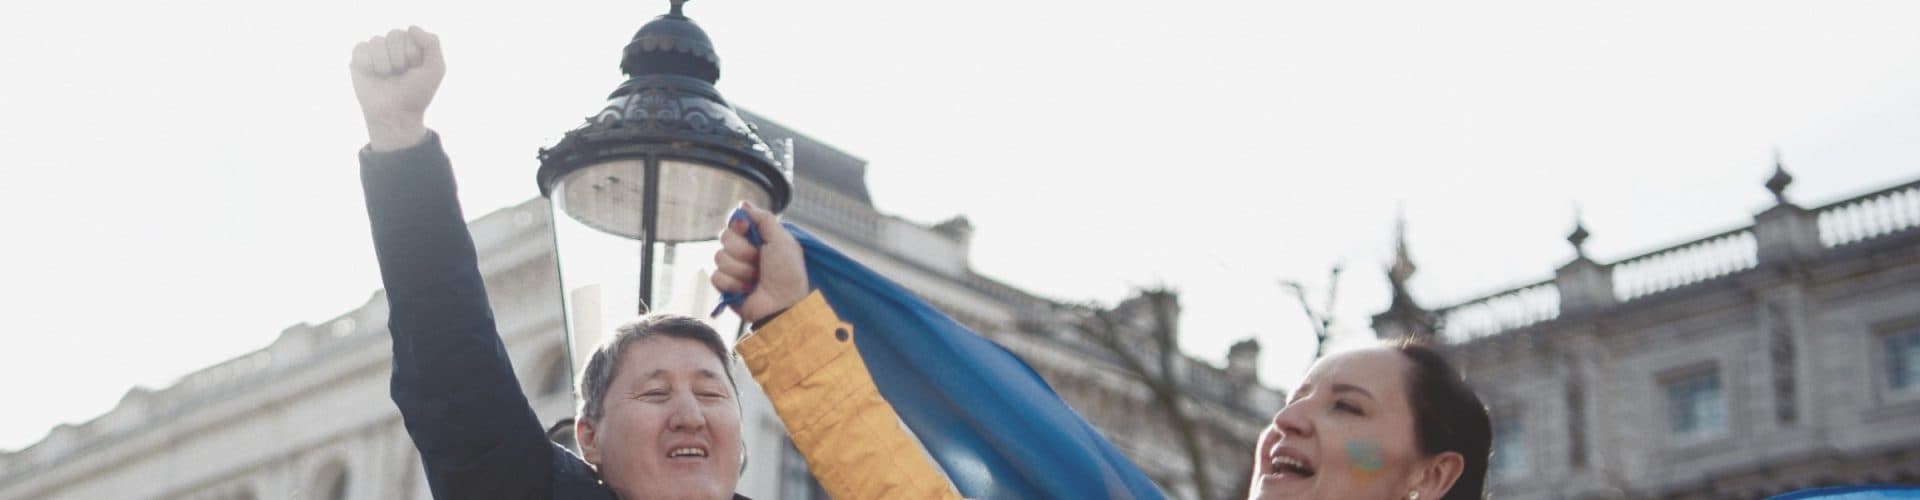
[5,0,1920,452]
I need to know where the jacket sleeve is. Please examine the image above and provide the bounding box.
[360,133,552,499]
[736,291,962,500]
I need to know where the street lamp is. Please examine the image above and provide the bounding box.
[537,0,791,382]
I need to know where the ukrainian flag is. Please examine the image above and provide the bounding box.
[756,222,1167,499]
[1771,486,1920,499]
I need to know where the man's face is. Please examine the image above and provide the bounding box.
[579,336,743,500]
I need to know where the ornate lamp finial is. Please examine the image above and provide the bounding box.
[669,0,687,18]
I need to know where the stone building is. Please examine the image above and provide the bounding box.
[0,112,1280,500]
[1375,162,1920,499]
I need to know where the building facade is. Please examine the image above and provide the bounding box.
[0,113,1280,500]
[1375,164,1920,499]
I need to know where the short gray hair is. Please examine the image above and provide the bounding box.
[577,314,738,423]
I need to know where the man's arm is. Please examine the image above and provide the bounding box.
[353,27,551,499]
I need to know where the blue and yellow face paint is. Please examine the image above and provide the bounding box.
[1346,440,1385,481]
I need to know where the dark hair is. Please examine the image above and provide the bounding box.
[1391,338,1491,500]
[577,314,737,423]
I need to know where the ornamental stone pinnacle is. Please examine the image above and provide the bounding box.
[1568,219,1591,260]
[1766,152,1795,204]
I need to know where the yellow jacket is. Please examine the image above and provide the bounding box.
[739,291,965,499]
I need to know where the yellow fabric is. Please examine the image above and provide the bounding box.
[737,291,962,500]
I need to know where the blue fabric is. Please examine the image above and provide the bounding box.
[1771,486,1920,499]
[782,221,1167,500]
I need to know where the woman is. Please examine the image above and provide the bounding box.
[1250,339,1492,500]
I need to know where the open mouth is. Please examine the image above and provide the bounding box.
[668,447,709,459]
[1270,454,1315,477]
[1267,445,1317,478]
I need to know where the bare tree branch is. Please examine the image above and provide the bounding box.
[1280,266,1343,361]
[1069,291,1219,500]
[1324,265,1343,324]
[1075,308,1158,388]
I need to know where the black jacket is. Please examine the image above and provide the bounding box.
[359,133,748,500]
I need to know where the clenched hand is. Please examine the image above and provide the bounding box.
[711,202,810,324]
[350,26,444,152]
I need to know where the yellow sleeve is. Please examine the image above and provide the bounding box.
[737,291,963,500]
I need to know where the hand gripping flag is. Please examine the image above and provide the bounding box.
[718,212,1167,500]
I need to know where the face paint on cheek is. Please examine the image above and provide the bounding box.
[1345,440,1386,481]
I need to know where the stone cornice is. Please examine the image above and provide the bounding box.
[0,201,563,488]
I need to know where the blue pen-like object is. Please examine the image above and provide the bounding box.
[710,207,765,318]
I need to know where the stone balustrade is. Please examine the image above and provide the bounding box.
[1427,167,1920,341]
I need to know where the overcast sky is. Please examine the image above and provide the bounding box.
[5,0,1920,451]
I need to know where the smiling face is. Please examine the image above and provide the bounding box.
[578,336,742,500]
[1250,347,1462,500]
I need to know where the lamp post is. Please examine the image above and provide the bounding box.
[537,0,791,383]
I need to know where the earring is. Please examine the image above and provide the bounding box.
[1407,492,1420,500]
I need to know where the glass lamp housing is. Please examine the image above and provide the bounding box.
[547,155,771,377]
[534,2,791,402]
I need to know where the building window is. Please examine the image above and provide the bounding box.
[1489,411,1527,478]
[781,439,831,500]
[1887,328,1920,394]
[1664,369,1726,439]
[1185,362,1233,403]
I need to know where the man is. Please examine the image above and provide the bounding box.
[352,27,958,499]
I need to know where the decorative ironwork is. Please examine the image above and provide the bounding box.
[537,76,790,209]
[535,1,790,210]
[624,0,720,81]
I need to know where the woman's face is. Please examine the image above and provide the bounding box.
[1250,347,1451,500]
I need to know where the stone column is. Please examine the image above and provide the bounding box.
[1225,339,1259,385]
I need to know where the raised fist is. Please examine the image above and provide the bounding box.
[350,26,444,151]
[711,202,811,324]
